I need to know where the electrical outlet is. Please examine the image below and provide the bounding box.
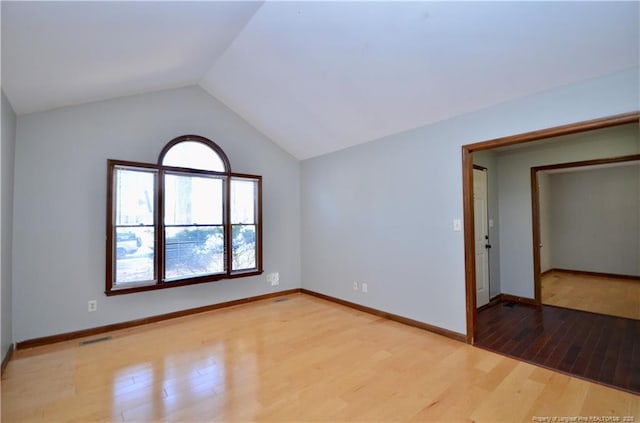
[88,300,97,312]
[353,281,359,291]
[267,272,279,286]
[362,283,368,293]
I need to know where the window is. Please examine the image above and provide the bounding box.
[106,135,262,295]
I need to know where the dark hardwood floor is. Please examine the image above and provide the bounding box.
[475,301,640,394]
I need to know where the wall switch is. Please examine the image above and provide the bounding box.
[88,300,97,312]
[453,219,462,231]
[353,281,359,291]
[362,283,368,293]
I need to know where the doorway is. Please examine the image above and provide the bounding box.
[461,111,640,344]
[531,155,640,319]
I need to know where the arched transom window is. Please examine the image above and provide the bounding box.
[106,135,262,295]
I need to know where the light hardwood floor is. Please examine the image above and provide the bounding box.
[542,270,640,320]
[2,293,638,422]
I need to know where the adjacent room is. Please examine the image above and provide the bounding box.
[1,1,639,421]
[471,122,640,393]
[537,154,640,319]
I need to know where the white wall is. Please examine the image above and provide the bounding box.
[496,124,639,298]
[472,151,501,298]
[12,86,301,342]
[301,68,638,335]
[549,164,640,276]
[1,91,17,356]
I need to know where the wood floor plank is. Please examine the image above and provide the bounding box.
[477,301,640,395]
[2,293,639,422]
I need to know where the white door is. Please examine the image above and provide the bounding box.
[473,168,490,308]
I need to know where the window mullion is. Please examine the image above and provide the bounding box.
[224,176,232,277]
[157,169,165,285]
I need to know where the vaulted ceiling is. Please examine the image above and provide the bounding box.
[2,1,638,159]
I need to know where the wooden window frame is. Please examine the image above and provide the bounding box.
[106,135,263,296]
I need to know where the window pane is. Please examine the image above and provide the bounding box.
[162,141,225,172]
[164,226,224,280]
[113,167,156,286]
[115,168,155,225]
[164,174,223,225]
[232,224,256,271]
[231,179,256,224]
[115,227,155,285]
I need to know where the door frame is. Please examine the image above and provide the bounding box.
[461,111,639,344]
